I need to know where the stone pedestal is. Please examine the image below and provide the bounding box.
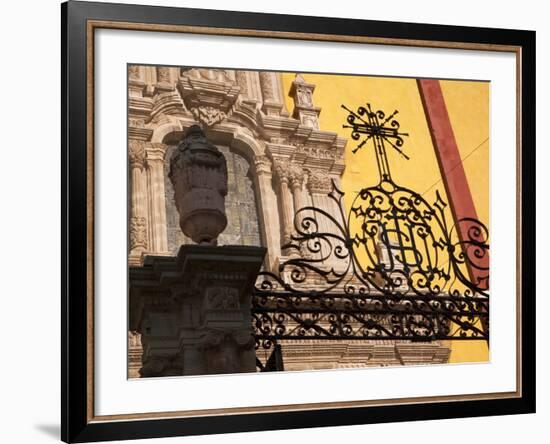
[129,244,266,377]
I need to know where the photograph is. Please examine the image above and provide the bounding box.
[127,65,490,378]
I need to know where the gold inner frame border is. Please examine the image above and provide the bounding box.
[85,19,523,424]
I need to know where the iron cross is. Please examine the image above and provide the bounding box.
[342,103,410,159]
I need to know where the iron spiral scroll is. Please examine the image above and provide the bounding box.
[253,103,489,353]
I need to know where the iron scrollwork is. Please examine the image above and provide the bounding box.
[253,103,489,346]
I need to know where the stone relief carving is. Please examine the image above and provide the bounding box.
[130,216,148,250]
[235,70,248,95]
[128,140,146,169]
[156,66,171,83]
[307,169,333,194]
[289,163,305,188]
[178,68,240,127]
[190,106,228,127]
[297,87,313,106]
[289,74,321,130]
[269,137,288,145]
[183,68,233,83]
[273,158,291,183]
[140,355,185,377]
[204,287,240,310]
[297,144,336,159]
[128,118,146,128]
[199,329,255,351]
[302,114,319,129]
[128,65,140,80]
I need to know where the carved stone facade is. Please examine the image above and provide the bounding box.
[128,66,450,377]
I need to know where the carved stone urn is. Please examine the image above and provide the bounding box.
[169,125,228,245]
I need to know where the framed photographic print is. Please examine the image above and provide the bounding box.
[61,0,536,442]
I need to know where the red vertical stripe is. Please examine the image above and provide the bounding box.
[417,79,489,290]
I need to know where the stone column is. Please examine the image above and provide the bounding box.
[289,164,313,258]
[273,159,295,246]
[145,142,169,253]
[289,164,308,214]
[307,169,336,264]
[252,155,281,270]
[259,71,284,116]
[246,71,264,102]
[129,140,149,265]
[235,70,250,98]
[259,71,276,101]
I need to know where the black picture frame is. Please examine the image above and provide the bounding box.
[62,1,536,442]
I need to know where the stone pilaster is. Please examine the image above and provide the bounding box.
[259,71,284,116]
[307,169,337,263]
[235,70,250,98]
[146,142,169,253]
[289,164,308,213]
[251,155,281,270]
[129,140,149,265]
[273,159,295,246]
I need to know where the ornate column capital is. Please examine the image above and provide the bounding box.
[253,155,272,177]
[273,158,290,185]
[145,142,168,164]
[289,163,305,190]
[307,169,333,194]
[129,140,146,170]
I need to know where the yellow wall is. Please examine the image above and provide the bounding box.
[281,72,489,363]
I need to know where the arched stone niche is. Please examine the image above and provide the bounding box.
[162,140,261,254]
